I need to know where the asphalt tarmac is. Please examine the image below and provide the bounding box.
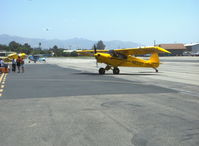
[2,64,176,99]
[0,61,199,146]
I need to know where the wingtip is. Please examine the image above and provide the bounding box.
[157,47,171,54]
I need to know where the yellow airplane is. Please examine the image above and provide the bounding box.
[76,47,171,74]
[1,52,27,62]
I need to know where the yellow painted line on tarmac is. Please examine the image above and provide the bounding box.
[0,73,5,83]
[0,73,7,97]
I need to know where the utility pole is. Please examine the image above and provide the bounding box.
[154,40,156,46]
[39,42,41,49]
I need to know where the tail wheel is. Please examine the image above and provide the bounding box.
[113,67,120,74]
[154,68,158,72]
[99,68,105,75]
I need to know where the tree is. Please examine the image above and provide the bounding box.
[31,48,42,55]
[52,45,58,50]
[9,41,21,52]
[49,45,64,57]
[0,44,9,51]
[96,40,106,50]
[70,51,78,57]
[20,43,33,54]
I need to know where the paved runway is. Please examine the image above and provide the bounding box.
[0,62,199,146]
[2,64,176,99]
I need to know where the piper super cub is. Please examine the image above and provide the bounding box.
[76,46,171,74]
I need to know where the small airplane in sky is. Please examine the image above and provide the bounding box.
[76,47,171,74]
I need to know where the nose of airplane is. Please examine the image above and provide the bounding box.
[94,53,101,58]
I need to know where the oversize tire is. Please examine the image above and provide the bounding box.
[99,68,105,74]
[113,67,120,74]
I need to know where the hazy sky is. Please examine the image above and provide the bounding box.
[0,0,198,45]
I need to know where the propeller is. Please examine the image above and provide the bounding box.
[94,47,97,54]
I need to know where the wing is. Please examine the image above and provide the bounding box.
[7,53,18,59]
[114,47,171,56]
[18,53,27,59]
[0,57,11,62]
[76,50,109,56]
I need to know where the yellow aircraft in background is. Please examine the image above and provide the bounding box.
[76,47,171,74]
[1,52,27,62]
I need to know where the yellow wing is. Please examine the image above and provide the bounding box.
[7,53,18,59]
[114,47,171,55]
[18,53,27,59]
[7,53,27,59]
[76,50,108,56]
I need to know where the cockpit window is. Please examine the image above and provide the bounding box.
[108,50,117,57]
[108,50,127,59]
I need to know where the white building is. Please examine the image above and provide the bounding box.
[185,43,199,53]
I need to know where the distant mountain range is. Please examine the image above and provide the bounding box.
[0,34,141,49]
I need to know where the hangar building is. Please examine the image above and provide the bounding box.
[157,44,186,56]
[185,43,199,53]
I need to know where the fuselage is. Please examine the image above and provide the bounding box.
[94,53,159,68]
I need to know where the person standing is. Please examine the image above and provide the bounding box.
[21,58,25,73]
[16,56,22,73]
[0,59,4,67]
[12,59,16,72]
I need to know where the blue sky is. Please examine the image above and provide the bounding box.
[0,0,198,45]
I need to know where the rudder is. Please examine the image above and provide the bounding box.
[149,53,160,67]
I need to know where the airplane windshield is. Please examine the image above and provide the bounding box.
[108,50,117,57]
[108,50,127,59]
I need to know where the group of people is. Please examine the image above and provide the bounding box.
[12,56,24,73]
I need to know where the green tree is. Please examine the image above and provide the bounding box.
[96,40,105,50]
[31,48,42,55]
[0,44,9,51]
[9,41,21,52]
[70,51,78,57]
[19,43,33,54]
[50,45,64,57]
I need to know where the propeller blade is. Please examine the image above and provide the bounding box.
[94,47,97,54]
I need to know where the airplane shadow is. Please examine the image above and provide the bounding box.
[74,72,158,76]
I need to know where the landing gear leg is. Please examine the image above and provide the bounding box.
[105,65,112,71]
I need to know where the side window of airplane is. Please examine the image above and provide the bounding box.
[108,50,118,57]
[117,53,127,59]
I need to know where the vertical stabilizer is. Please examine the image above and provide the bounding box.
[149,53,159,63]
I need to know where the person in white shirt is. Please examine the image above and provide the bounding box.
[0,59,4,67]
[12,59,16,72]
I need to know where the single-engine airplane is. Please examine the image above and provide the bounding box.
[3,52,27,62]
[76,47,171,74]
[28,54,46,63]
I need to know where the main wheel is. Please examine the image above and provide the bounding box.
[99,68,105,74]
[113,67,120,74]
